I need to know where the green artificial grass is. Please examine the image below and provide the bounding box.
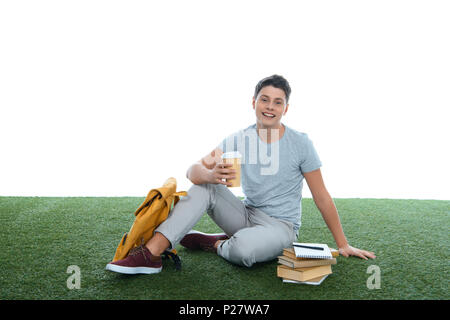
[0,196,448,300]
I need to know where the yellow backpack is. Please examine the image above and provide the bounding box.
[112,177,187,270]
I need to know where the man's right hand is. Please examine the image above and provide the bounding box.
[187,147,236,186]
[208,162,236,187]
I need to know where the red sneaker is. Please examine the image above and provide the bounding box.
[180,230,229,253]
[105,245,162,275]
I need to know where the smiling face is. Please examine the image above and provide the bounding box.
[252,85,289,130]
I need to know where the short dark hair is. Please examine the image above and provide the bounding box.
[253,74,291,103]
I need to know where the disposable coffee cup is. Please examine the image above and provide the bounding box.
[221,151,242,188]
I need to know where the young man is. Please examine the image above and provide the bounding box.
[106,75,375,274]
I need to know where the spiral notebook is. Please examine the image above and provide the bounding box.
[293,243,333,259]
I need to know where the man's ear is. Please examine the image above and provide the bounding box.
[252,97,256,110]
[283,103,289,115]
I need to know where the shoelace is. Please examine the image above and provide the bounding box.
[201,243,217,253]
[128,245,149,262]
[200,235,227,253]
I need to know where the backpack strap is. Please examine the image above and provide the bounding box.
[162,249,182,271]
[170,191,188,210]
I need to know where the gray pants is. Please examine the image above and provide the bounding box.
[155,183,297,267]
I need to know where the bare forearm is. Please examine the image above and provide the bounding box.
[186,162,212,185]
[304,169,375,259]
[314,195,348,248]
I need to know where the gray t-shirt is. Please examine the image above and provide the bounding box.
[217,123,322,232]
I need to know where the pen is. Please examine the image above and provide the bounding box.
[293,244,324,251]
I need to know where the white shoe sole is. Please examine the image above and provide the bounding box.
[105,263,162,275]
[185,230,228,237]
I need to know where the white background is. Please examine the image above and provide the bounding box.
[1,0,449,200]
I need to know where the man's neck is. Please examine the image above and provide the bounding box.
[256,123,285,143]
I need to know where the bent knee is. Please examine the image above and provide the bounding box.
[219,236,287,268]
[229,246,256,268]
[219,240,256,267]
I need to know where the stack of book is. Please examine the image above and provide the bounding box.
[277,243,339,285]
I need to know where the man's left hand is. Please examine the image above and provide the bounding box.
[339,245,376,260]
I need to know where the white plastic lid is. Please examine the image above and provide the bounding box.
[221,151,242,159]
